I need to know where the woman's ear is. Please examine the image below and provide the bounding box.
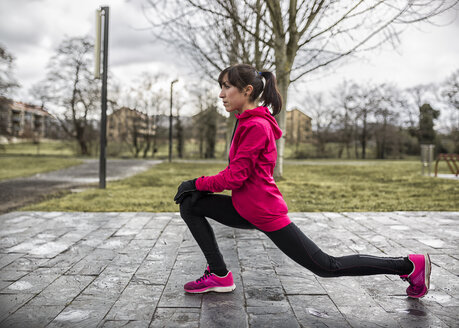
[244,85,254,97]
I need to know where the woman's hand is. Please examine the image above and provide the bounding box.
[174,179,198,204]
[174,179,213,205]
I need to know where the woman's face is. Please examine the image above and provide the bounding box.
[219,74,250,114]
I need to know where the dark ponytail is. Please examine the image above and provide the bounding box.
[259,71,282,116]
[218,64,283,115]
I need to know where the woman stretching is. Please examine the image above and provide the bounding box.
[174,64,430,298]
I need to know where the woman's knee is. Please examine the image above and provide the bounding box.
[308,251,339,278]
[179,195,196,219]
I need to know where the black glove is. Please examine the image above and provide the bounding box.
[174,178,198,204]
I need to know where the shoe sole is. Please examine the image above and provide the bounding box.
[425,253,431,294]
[185,284,236,294]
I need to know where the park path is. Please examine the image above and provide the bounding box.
[0,159,162,213]
[0,210,457,327]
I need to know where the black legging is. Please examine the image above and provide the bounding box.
[179,194,412,277]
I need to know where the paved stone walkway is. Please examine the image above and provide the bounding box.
[0,211,457,327]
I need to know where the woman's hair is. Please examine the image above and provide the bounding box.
[218,64,283,115]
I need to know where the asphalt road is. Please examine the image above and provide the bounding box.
[0,159,162,213]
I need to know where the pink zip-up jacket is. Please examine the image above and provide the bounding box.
[195,106,291,232]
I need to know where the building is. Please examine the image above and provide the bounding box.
[286,107,313,144]
[107,107,155,142]
[0,97,55,139]
[190,106,228,158]
[191,107,228,141]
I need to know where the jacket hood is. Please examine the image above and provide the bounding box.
[235,106,282,140]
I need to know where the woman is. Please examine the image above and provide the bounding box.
[173,64,430,298]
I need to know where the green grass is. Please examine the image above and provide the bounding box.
[0,155,82,181]
[23,160,458,212]
[1,140,77,156]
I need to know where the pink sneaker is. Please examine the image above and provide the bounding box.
[400,254,431,298]
[184,267,236,294]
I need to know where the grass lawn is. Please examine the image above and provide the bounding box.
[0,155,82,181]
[23,160,458,212]
[1,140,77,156]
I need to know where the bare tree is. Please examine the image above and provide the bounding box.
[372,84,404,159]
[29,83,53,109]
[0,45,19,97]
[192,97,221,159]
[32,36,99,155]
[306,92,338,157]
[350,83,381,159]
[118,72,167,158]
[403,84,437,135]
[332,81,360,158]
[144,0,458,176]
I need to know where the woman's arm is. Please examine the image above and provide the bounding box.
[196,122,268,192]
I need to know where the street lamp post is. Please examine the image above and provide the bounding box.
[169,79,178,163]
[95,6,109,188]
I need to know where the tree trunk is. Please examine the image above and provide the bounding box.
[143,137,151,158]
[274,71,289,180]
[75,125,89,156]
[361,111,368,159]
[176,116,184,158]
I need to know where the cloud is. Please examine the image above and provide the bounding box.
[1,0,458,108]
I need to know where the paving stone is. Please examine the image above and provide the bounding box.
[246,305,299,328]
[136,228,163,241]
[0,304,65,328]
[67,248,117,275]
[1,267,61,295]
[98,236,133,250]
[39,243,95,271]
[101,320,150,328]
[201,291,248,328]
[156,251,204,308]
[338,305,399,327]
[27,241,73,258]
[5,238,51,254]
[241,268,282,288]
[2,257,49,272]
[431,254,459,276]
[103,215,131,229]
[358,274,406,297]
[0,211,457,327]
[425,264,459,299]
[288,294,351,327]
[427,304,459,327]
[114,223,148,237]
[0,268,29,282]
[80,271,133,301]
[79,228,118,248]
[143,216,170,230]
[266,248,326,295]
[105,283,163,321]
[245,285,287,307]
[150,308,200,328]
[46,294,116,327]
[318,277,399,327]
[0,280,13,291]
[0,293,35,322]
[372,294,450,328]
[28,275,95,306]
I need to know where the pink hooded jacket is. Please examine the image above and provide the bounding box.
[195,106,291,232]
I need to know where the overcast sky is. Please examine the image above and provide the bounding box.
[1,0,458,115]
